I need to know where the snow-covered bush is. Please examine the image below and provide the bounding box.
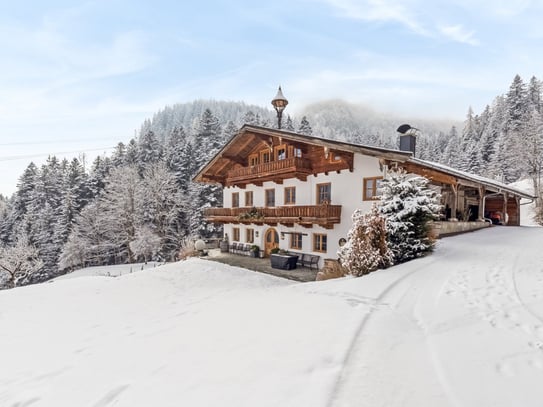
[338,205,393,276]
[379,169,441,263]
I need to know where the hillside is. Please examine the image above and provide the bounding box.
[1,227,543,406]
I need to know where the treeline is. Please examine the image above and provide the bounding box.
[0,105,320,288]
[417,75,543,195]
[1,75,542,288]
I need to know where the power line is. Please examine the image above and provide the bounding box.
[0,146,116,162]
[0,136,127,147]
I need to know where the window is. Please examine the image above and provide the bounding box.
[261,150,271,163]
[265,189,275,207]
[313,234,327,252]
[249,154,259,166]
[293,147,302,158]
[275,144,287,160]
[363,177,383,200]
[233,227,240,242]
[316,183,331,204]
[246,228,254,243]
[232,192,239,208]
[245,191,253,207]
[284,187,296,205]
[290,233,303,250]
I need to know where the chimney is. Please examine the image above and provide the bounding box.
[397,124,418,155]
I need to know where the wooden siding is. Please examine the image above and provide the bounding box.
[485,196,520,226]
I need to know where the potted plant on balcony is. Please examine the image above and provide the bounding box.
[250,245,260,258]
[238,207,264,221]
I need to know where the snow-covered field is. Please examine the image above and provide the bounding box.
[1,227,543,406]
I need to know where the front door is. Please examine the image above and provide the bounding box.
[264,228,279,256]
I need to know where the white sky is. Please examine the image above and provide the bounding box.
[2,0,543,195]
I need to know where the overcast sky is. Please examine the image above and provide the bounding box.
[1,0,543,196]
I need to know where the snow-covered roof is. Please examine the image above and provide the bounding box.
[195,124,535,200]
[409,157,535,200]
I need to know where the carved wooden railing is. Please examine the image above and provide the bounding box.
[204,205,342,227]
[226,157,312,183]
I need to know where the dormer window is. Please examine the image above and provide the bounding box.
[248,154,259,166]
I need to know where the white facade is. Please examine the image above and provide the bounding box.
[222,153,384,267]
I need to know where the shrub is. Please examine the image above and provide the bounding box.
[338,205,393,277]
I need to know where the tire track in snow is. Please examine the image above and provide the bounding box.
[327,242,462,407]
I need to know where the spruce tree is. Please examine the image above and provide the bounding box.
[379,169,441,263]
[298,116,313,135]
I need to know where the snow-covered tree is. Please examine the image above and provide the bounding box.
[338,205,393,276]
[138,130,162,171]
[129,225,161,262]
[0,237,43,289]
[298,116,313,135]
[379,169,441,263]
[285,115,295,131]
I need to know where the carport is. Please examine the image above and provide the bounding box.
[398,158,535,226]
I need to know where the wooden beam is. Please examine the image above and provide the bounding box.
[401,163,457,185]
[222,154,246,166]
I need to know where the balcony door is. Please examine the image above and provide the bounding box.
[264,228,279,256]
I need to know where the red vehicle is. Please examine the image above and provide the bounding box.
[488,211,505,225]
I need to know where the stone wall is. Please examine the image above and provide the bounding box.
[433,220,491,237]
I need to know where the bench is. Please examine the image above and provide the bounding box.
[229,243,253,257]
[285,252,320,270]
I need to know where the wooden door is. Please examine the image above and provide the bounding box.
[264,228,279,256]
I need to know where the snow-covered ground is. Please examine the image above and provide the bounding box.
[52,262,163,281]
[1,227,543,406]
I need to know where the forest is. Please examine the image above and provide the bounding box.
[0,74,542,288]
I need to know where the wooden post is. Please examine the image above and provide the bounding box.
[450,183,458,220]
[478,186,485,220]
[502,192,508,225]
[515,196,521,226]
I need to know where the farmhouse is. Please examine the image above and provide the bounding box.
[194,124,533,269]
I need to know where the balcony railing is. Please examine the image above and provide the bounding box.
[226,157,313,185]
[204,205,342,228]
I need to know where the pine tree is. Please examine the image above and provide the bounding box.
[459,107,481,174]
[112,142,127,167]
[442,126,462,169]
[87,156,113,198]
[125,138,139,166]
[523,106,543,198]
[379,169,441,263]
[298,116,313,135]
[138,130,162,172]
[528,76,542,114]
[285,115,295,131]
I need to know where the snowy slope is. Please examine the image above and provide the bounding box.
[1,227,543,407]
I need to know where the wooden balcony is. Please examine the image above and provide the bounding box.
[204,205,342,229]
[226,157,313,187]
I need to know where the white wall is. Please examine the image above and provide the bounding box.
[222,153,384,267]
